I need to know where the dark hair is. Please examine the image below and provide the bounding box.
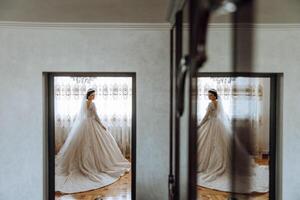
[86,89,96,99]
[208,89,218,99]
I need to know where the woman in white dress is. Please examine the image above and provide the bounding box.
[197,89,269,193]
[55,88,131,193]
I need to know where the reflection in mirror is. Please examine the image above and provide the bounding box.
[197,76,270,199]
[53,76,133,199]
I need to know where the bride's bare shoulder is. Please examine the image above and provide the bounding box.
[214,101,218,107]
[86,101,95,108]
[210,101,217,109]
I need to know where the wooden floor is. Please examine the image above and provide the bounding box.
[55,172,131,200]
[197,158,269,200]
[198,186,269,200]
[55,159,269,200]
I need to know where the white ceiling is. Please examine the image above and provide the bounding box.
[0,0,299,23]
[211,0,300,24]
[0,0,170,23]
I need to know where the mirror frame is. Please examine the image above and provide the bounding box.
[44,72,137,200]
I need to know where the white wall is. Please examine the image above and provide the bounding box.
[0,22,300,200]
[202,24,300,200]
[0,23,170,200]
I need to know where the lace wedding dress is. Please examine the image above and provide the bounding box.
[197,101,269,193]
[55,99,130,193]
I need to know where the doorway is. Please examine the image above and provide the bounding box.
[45,72,136,200]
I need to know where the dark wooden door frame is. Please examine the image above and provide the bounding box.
[169,26,176,200]
[197,72,282,200]
[44,72,137,200]
[174,10,183,200]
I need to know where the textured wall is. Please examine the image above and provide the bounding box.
[0,23,300,200]
[0,25,170,200]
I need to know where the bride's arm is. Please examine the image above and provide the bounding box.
[198,103,212,128]
[92,103,107,130]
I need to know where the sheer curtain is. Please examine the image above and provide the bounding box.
[54,76,132,158]
[197,77,269,157]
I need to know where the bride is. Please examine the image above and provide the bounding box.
[55,88,131,193]
[197,89,269,193]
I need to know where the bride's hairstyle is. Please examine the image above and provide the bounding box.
[208,89,218,99]
[86,89,96,99]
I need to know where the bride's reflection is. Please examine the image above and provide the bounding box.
[53,76,133,199]
[55,88,130,193]
[197,77,270,198]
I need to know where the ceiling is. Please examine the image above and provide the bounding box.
[0,0,170,23]
[211,0,300,24]
[0,0,299,23]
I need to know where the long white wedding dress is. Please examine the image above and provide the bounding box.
[55,100,130,193]
[197,101,269,193]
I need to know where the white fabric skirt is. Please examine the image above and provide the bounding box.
[55,118,131,193]
[197,118,269,193]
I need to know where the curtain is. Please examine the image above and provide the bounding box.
[54,76,132,158]
[197,77,269,157]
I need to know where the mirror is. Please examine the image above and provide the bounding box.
[47,73,136,200]
[196,75,273,199]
